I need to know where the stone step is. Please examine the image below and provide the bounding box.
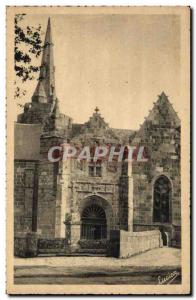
[37,248,108,257]
[38,249,70,256]
[76,248,107,254]
[38,253,107,257]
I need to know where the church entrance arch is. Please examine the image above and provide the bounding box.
[79,194,113,241]
[81,204,107,240]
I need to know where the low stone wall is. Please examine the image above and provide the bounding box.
[133,224,181,248]
[14,237,27,257]
[37,238,70,255]
[14,232,38,257]
[78,239,109,249]
[38,238,67,249]
[14,234,69,257]
[119,230,162,258]
[15,230,162,258]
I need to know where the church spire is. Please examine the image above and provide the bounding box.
[39,17,56,103]
[52,98,60,118]
[32,80,47,103]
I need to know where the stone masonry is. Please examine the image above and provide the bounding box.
[14,18,181,256]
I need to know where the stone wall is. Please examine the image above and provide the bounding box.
[129,94,181,246]
[37,238,70,255]
[119,175,128,230]
[36,136,64,238]
[17,102,52,124]
[58,157,123,245]
[132,158,180,226]
[14,237,27,257]
[133,224,181,247]
[14,232,38,257]
[14,161,38,236]
[14,235,69,257]
[131,127,181,226]
[14,156,59,238]
[36,159,58,238]
[119,230,162,258]
[14,92,181,251]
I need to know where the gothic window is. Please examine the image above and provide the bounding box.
[153,175,171,223]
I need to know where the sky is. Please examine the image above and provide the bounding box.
[15,13,181,130]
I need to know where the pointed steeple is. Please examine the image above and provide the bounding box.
[51,98,60,118]
[39,17,56,103]
[32,81,47,103]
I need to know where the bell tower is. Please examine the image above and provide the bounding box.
[18,18,58,124]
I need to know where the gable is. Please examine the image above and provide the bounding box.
[132,92,181,144]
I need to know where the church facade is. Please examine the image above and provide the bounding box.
[14,19,181,257]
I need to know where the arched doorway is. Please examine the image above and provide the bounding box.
[153,175,171,223]
[162,231,169,246]
[159,226,170,246]
[81,204,107,240]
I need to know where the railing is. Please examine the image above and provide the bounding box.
[81,224,107,240]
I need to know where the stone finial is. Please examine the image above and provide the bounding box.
[160,91,167,98]
[95,107,99,114]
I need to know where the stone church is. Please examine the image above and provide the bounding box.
[14,19,181,257]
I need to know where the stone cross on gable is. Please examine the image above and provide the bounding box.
[95,107,99,114]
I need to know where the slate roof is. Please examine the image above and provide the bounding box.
[14,123,41,160]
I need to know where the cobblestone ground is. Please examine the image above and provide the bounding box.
[14,247,181,285]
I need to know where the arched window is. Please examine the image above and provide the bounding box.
[153,175,171,223]
[81,204,107,240]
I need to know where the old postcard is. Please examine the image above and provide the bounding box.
[6,6,190,294]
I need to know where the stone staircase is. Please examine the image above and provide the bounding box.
[38,248,108,257]
[75,248,108,256]
[75,239,109,256]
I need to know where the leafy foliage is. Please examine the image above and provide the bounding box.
[14,14,43,101]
